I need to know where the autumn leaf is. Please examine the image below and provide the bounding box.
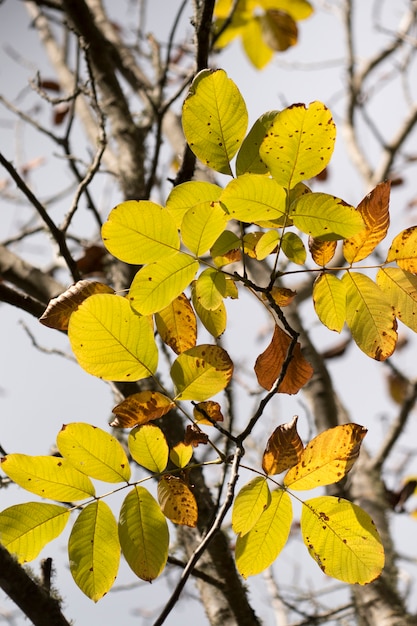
[386,226,417,273]
[110,391,174,428]
[262,416,304,475]
[255,324,313,394]
[157,475,198,527]
[193,401,224,425]
[309,237,337,266]
[171,344,234,401]
[155,293,197,354]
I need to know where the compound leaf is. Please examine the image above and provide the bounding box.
[68,500,120,601]
[0,503,69,563]
[57,422,131,483]
[301,496,384,584]
[68,294,158,381]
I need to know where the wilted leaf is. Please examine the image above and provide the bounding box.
[39,281,114,331]
[1,454,95,501]
[110,391,174,428]
[57,422,131,483]
[262,416,304,475]
[309,237,337,266]
[284,423,367,490]
[76,245,107,276]
[313,273,346,333]
[155,293,197,354]
[255,324,313,394]
[261,10,298,52]
[301,496,384,584]
[343,181,390,263]
[184,424,209,447]
[232,477,271,537]
[68,293,158,381]
[343,272,397,360]
[263,287,297,307]
[171,344,233,401]
[158,475,198,527]
[193,400,224,425]
[68,501,120,601]
[118,486,169,581]
[0,503,69,563]
[182,69,248,175]
[260,103,336,189]
[386,226,417,273]
[128,424,169,473]
[235,489,292,578]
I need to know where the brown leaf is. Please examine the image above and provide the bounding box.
[255,325,313,394]
[110,391,174,428]
[184,424,209,447]
[262,415,304,475]
[193,401,224,425]
[39,280,114,330]
[53,103,70,126]
[263,287,296,307]
[157,475,198,527]
[39,79,61,92]
[76,245,107,276]
[261,10,298,52]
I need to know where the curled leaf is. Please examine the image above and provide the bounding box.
[110,391,174,428]
[262,416,304,475]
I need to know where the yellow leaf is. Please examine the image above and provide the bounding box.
[157,475,198,527]
[68,293,158,381]
[301,496,384,584]
[377,267,417,332]
[343,272,397,360]
[235,489,292,577]
[128,253,199,315]
[210,230,242,267]
[232,477,271,537]
[193,400,224,425]
[343,181,391,263]
[0,503,70,563]
[57,422,131,483]
[254,324,313,394]
[155,292,197,354]
[193,268,227,311]
[236,110,279,175]
[242,16,274,69]
[181,201,228,257]
[182,69,248,175]
[101,201,179,264]
[284,423,367,490]
[260,102,336,189]
[309,237,337,266]
[313,273,346,332]
[260,0,313,21]
[221,173,286,224]
[39,281,114,331]
[128,424,169,473]
[263,286,296,307]
[262,415,304,475]
[255,230,280,260]
[291,193,363,240]
[191,287,227,338]
[110,391,174,428]
[166,181,222,228]
[1,454,95,501]
[386,226,417,273]
[169,443,193,469]
[171,344,233,401]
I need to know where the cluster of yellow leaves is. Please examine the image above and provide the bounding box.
[213,0,314,69]
[233,419,385,584]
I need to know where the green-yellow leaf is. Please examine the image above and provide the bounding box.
[291,193,364,240]
[128,424,169,473]
[157,475,198,527]
[171,344,233,401]
[232,477,271,537]
[343,272,397,360]
[343,181,390,263]
[0,503,69,563]
[101,201,179,264]
[118,486,169,581]
[301,496,384,584]
[182,69,248,175]
[260,102,336,189]
[181,201,228,257]
[313,273,346,332]
[210,230,242,267]
[193,268,227,311]
[377,267,417,332]
[155,293,197,355]
[128,253,199,315]
[166,181,223,229]
[1,454,95,501]
[57,422,131,483]
[236,110,279,175]
[284,424,367,490]
[192,289,227,338]
[242,16,274,69]
[220,174,286,224]
[68,294,158,381]
[169,442,193,469]
[68,501,120,601]
[281,231,306,264]
[110,391,174,428]
[386,226,417,273]
[235,489,292,577]
[255,230,280,260]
